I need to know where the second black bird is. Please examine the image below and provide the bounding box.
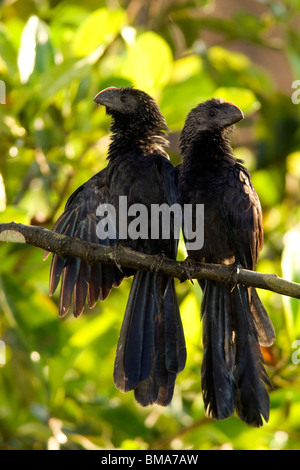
[178,98,275,426]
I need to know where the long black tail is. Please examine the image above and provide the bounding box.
[233,285,272,427]
[201,281,236,420]
[114,271,186,406]
[200,280,274,426]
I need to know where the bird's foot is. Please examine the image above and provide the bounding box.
[112,243,124,273]
[150,253,165,275]
[228,261,241,292]
[182,256,195,284]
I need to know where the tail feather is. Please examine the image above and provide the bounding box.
[200,281,272,426]
[49,210,80,296]
[114,272,186,406]
[113,271,154,392]
[233,285,271,427]
[58,257,81,317]
[164,278,187,374]
[49,254,67,297]
[201,281,236,420]
[250,287,276,347]
[73,261,91,317]
[138,277,158,382]
[97,236,124,300]
[87,263,102,308]
[152,278,186,406]
[124,273,156,389]
[134,357,159,406]
[46,207,125,316]
[72,222,91,317]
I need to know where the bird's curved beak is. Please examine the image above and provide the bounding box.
[221,101,244,127]
[94,87,118,106]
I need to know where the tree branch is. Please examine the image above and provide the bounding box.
[1,221,299,299]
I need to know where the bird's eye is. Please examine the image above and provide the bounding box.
[120,95,127,102]
[209,109,216,117]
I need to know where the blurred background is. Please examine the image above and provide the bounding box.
[1,0,300,450]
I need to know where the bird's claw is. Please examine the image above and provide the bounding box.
[112,243,124,273]
[150,253,165,275]
[229,262,240,292]
[182,256,195,284]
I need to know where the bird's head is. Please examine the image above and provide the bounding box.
[183,98,244,133]
[95,87,140,115]
[94,86,168,131]
[180,98,244,157]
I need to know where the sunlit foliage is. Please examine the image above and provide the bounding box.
[1,0,300,450]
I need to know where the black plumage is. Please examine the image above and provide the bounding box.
[178,98,275,426]
[47,87,186,406]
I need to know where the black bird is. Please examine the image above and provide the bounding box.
[47,87,186,406]
[178,98,275,426]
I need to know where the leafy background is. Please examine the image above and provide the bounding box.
[1,0,300,450]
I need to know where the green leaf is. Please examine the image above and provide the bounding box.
[17,16,55,84]
[0,24,18,77]
[281,225,300,339]
[287,151,300,178]
[121,31,173,94]
[208,46,273,94]
[180,291,202,348]
[161,66,215,129]
[0,173,6,212]
[0,205,29,224]
[73,8,126,57]
[214,87,260,114]
[251,169,283,206]
[12,48,105,112]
